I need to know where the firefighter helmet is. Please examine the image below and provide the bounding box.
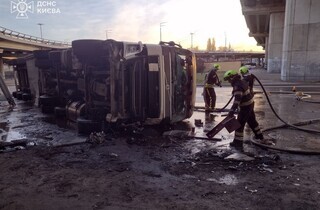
[213,63,221,70]
[239,66,249,74]
[223,70,238,81]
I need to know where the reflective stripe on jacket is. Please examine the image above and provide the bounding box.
[231,79,254,111]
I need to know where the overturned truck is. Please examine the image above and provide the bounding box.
[10,40,197,134]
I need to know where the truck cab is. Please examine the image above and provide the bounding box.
[71,40,196,133]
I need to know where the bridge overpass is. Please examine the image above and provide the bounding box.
[241,0,320,81]
[0,26,70,56]
[0,26,70,77]
[194,51,265,61]
[194,51,265,69]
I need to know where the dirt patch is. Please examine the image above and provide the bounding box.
[1,134,320,210]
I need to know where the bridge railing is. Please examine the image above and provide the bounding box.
[0,26,70,47]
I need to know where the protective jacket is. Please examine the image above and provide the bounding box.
[203,68,221,110]
[229,76,263,143]
[230,77,254,113]
[205,69,221,88]
[242,73,255,94]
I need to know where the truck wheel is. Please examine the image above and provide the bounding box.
[41,105,54,114]
[77,117,101,135]
[16,92,23,100]
[12,91,18,98]
[35,59,52,69]
[49,51,61,62]
[54,107,66,118]
[22,93,32,101]
[61,49,73,69]
[39,95,57,107]
[72,39,104,64]
[33,50,50,59]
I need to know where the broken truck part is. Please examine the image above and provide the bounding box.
[0,74,15,106]
[9,40,197,134]
[206,115,241,139]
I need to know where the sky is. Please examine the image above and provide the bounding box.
[0,0,264,51]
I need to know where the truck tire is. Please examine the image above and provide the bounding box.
[54,107,66,118]
[72,40,105,64]
[22,93,32,101]
[61,49,73,69]
[35,59,52,69]
[41,105,54,114]
[12,91,18,98]
[39,95,57,107]
[77,117,101,135]
[49,51,61,62]
[33,50,50,59]
[16,91,23,100]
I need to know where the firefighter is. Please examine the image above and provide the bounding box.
[203,63,222,112]
[239,66,255,94]
[223,70,264,150]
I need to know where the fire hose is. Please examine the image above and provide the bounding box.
[253,74,320,134]
[249,74,320,154]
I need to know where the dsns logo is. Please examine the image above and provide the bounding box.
[11,0,34,19]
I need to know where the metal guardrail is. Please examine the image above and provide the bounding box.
[0,26,71,47]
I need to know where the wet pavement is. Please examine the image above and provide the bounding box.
[191,68,320,155]
[1,68,320,156]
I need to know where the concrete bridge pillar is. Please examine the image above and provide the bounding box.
[267,12,285,73]
[264,37,269,69]
[281,0,320,81]
[0,58,4,78]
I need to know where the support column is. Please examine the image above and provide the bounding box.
[264,37,269,69]
[267,12,285,73]
[0,58,4,78]
[282,0,320,81]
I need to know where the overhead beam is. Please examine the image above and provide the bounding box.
[0,34,69,50]
[249,32,269,37]
[0,40,43,51]
[242,5,285,16]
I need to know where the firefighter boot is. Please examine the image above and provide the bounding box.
[255,134,274,145]
[229,139,243,151]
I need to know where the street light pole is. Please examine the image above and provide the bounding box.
[224,31,227,59]
[190,32,194,49]
[37,23,43,39]
[106,29,112,39]
[160,22,166,42]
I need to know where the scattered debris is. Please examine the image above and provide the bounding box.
[206,174,238,186]
[224,153,255,161]
[163,130,192,138]
[109,153,118,158]
[259,164,273,173]
[87,132,107,144]
[194,119,203,127]
[244,186,258,193]
[0,139,28,149]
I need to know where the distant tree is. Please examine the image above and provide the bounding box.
[218,46,228,51]
[188,46,199,51]
[228,43,234,51]
[206,38,212,51]
[211,38,216,51]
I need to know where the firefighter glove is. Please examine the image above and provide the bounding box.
[228,110,235,117]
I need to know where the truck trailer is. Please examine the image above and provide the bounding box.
[10,40,197,134]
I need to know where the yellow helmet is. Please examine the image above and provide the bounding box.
[223,70,238,81]
[239,66,249,74]
[213,63,220,70]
